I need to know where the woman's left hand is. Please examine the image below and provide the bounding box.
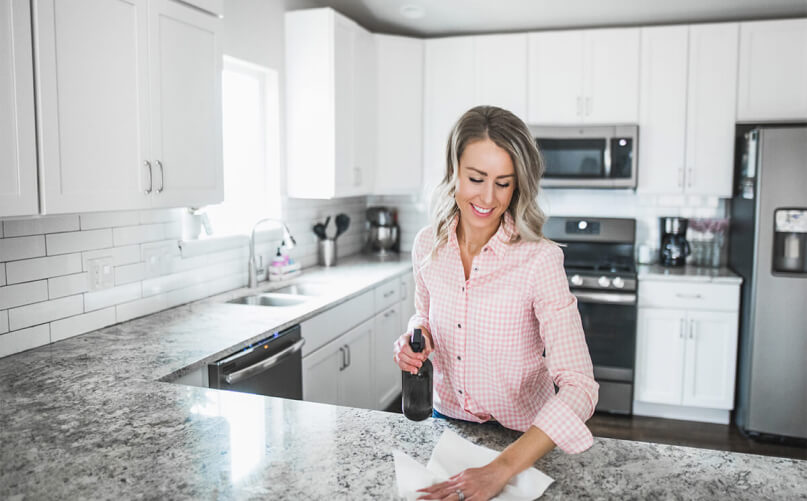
[415,462,511,501]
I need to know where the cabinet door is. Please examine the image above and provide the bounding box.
[34,0,151,214]
[682,310,738,409]
[423,37,475,194]
[333,14,355,197]
[373,306,402,410]
[399,273,416,334]
[635,308,687,405]
[0,0,37,217]
[475,33,528,121]
[684,23,738,197]
[374,35,424,195]
[339,318,374,409]
[302,342,342,405]
[349,25,376,196]
[583,28,640,124]
[149,0,223,208]
[527,30,584,124]
[637,26,688,194]
[737,19,807,122]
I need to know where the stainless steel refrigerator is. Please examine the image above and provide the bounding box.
[730,125,807,441]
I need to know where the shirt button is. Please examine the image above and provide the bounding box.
[473,267,478,272]
[457,323,461,328]
[461,286,465,292]
[457,355,462,361]
[483,248,489,252]
[458,390,463,395]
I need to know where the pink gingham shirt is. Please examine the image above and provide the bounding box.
[407,213,599,454]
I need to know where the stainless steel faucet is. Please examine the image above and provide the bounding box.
[249,218,296,288]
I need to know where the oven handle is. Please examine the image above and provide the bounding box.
[573,291,636,305]
[225,338,306,385]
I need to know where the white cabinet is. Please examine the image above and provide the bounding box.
[372,305,401,409]
[33,0,223,214]
[473,34,528,121]
[0,0,38,217]
[374,35,424,195]
[638,23,738,198]
[399,273,416,335]
[285,8,375,199]
[737,19,807,122]
[528,28,639,125]
[635,280,740,423]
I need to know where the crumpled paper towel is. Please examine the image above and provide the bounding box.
[393,429,554,501]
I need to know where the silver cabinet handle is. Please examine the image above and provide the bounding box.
[675,293,702,299]
[383,290,395,298]
[585,97,592,116]
[144,161,153,194]
[687,167,693,188]
[679,318,686,339]
[689,319,695,340]
[156,160,165,193]
[384,309,396,318]
[339,346,346,371]
[225,338,305,385]
[345,344,351,368]
[576,96,582,116]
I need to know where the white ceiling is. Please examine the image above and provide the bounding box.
[285,0,807,37]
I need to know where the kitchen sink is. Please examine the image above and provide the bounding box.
[227,293,309,307]
[271,283,331,296]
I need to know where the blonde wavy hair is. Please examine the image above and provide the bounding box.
[429,105,548,258]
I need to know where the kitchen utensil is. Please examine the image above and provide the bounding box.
[335,213,350,239]
[368,225,398,255]
[323,216,331,237]
[318,238,336,267]
[313,223,327,240]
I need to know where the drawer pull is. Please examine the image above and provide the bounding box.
[383,290,395,298]
[384,309,396,318]
[675,293,702,299]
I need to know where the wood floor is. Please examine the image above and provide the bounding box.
[385,395,806,460]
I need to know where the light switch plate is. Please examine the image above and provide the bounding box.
[88,256,114,291]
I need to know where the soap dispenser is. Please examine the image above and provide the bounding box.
[402,329,433,421]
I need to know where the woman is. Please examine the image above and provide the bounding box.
[393,106,599,501]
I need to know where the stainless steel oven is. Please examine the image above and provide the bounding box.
[208,324,304,399]
[544,216,637,414]
[531,125,638,189]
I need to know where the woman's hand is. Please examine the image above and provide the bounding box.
[415,462,511,501]
[393,328,433,375]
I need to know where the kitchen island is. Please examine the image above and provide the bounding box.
[1,259,804,500]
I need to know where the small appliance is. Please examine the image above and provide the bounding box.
[659,217,691,267]
[366,206,399,255]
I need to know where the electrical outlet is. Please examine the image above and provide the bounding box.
[88,257,114,291]
[142,241,178,278]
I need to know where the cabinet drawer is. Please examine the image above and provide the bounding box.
[300,289,374,356]
[638,281,739,311]
[374,278,400,312]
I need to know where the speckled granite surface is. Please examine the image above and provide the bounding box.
[637,264,743,284]
[1,256,804,500]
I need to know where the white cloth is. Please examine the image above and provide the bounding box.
[393,429,554,501]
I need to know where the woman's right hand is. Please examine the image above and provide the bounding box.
[393,329,433,375]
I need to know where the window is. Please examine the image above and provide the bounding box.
[203,56,282,237]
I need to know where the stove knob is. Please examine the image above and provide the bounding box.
[570,274,584,287]
[597,276,611,288]
[612,277,625,289]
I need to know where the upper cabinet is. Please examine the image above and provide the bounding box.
[737,19,807,122]
[33,0,223,214]
[528,28,640,125]
[422,35,527,193]
[374,35,424,196]
[638,23,739,197]
[285,8,375,199]
[0,0,38,217]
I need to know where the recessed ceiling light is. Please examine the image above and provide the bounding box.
[400,4,425,19]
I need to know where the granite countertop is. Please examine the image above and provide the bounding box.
[637,264,743,284]
[2,255,804,500]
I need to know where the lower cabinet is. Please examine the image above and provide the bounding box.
[634,279,740,423]
[373,305,401,410]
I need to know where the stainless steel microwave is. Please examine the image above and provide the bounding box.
[530,125,638,189]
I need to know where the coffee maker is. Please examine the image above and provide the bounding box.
[366,206,399,256]
[660,217,691,267]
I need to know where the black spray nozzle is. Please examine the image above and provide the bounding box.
[410,329,424,353]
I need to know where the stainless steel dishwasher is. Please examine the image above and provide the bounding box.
[208,324,304,399]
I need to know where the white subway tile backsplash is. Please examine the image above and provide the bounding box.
[140,208,182,224]
[0,280,49,309]
[9,295,84,331]
[48,272,90,299]
[82,245,141,271]
[162,221,182,239]
[84,282,141,312]
[0,235,46,261]
[0,264,5,286]
[113,224,167,246]
[50,307,116,343]
[0,324,50,357]
[5,254,83,284]
[116,294,167,323]
[115,263,145,285]
[80,211,140,230]
[0,311,8,334]
[2,215,80,237]
[46,229,114,255]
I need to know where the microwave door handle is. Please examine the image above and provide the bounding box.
[603,138,612,178]
[224,338,306,385]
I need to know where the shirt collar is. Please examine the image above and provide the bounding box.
[449,211,516,257]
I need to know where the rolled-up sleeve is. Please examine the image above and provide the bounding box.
[406,227,431,335]
[530,244,599,454]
